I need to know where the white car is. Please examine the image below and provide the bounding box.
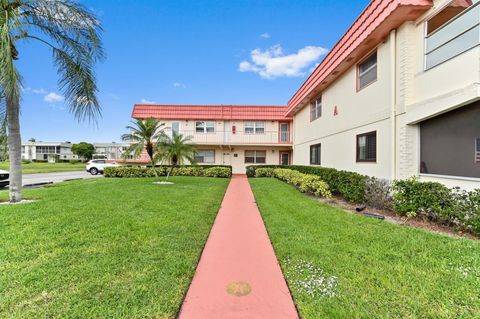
[86,160,119,175]
[0,169,9,187]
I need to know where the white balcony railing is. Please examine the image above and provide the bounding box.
[426,2,480,69]
[177,130,291,145]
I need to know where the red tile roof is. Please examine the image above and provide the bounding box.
[286,0,432,116]
[132,104,292,121]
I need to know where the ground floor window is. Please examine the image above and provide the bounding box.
[420,102,480,178]
[310,143,321,165]
[195,150,215,163]
[356,131,377,162]
[245,150,266,164]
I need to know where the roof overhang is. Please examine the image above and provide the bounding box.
[286,0,433,117]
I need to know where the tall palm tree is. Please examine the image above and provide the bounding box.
[1,0,104,202]
[156,133,197,180]
[121,118,168,178]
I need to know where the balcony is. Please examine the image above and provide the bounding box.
[425,2,480,70]
[177,130,292,146]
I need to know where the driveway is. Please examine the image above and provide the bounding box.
[23,171,103,186]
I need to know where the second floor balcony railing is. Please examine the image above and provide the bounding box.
[425,1,480,70]
[176,130,292,145]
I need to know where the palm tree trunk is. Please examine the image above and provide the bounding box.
[6,95,22,202]
[149,156,159,179]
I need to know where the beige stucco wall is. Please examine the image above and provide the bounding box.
[195,146,291,174]
[292,2,480,189]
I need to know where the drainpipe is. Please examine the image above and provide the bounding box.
[390,29,397,181]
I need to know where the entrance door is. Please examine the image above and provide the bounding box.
[279,123,290,143]
[280,152,290,166]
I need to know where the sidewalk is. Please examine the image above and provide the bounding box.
[179,175,298,319]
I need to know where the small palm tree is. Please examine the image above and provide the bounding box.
[1,0,104,202]
[156,133,197,180]
[121,118,168,178]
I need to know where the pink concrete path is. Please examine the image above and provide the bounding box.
[179,175,299,319]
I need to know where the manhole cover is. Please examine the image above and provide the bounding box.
[226,281,252,297]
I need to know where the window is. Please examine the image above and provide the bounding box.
[476,138,480,163]
[245,150,266,164]
[195,121,215,133]
[357,131,377,162]
[244,121,265,134]
[425,1,480,69]
[195,150,215,163]
[36,146,57,154]
[172,122,180,136]
[310,143,321,165]
[310,96,322,121]
[357,51,377,90]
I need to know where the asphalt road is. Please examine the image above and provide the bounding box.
[22,171,103,186]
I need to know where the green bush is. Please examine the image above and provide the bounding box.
[104,165,232,178]
[364,177,393,210]
[392,178,480,234]
[273,168,332,198]
[247,165,366,202]
[255,168,276,178]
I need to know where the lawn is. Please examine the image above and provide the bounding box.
[0,161,86,174]
[0,177,229,318]
[250,178,480,319]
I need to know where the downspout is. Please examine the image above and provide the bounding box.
[389,29,397,181]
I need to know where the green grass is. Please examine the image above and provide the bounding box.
[250,178,480,319]
[0,177,229,318]
[0,161,86,174]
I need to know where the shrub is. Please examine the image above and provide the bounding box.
[255,168,276,178]
[247,165,366,202]
[204,167,231,178]
[104,165,232,178]
[273,168,332,198]
[364,177,393,210]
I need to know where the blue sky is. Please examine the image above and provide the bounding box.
[16,0,370,143]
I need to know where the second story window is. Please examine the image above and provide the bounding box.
[425,1,480,70]
[310,96,322,121]
[357,131,377,162]
[244,121,265,134]
[195,121,215,133]
[357,51,377,91]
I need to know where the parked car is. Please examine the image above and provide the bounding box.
[86,160,119,175]
[0,169,9,187]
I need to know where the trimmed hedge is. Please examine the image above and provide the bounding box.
[104,165,232,178]
[393,178,480,234]
[248,165,367,202]
[273,168,332,198]
[249,165,480,235]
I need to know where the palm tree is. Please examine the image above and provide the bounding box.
[121,118,168,178]
[1,0,104,202]
[156,133,197,180]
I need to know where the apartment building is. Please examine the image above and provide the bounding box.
[287,0,480,190]
[22,141,79,162]
[93,143,132,160]
[131,104,293,174]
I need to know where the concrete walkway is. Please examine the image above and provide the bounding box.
[179,175,298,319]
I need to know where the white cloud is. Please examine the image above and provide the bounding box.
[141,98,156,104]
[239,44,328,79]
[44,92,65,103]
[173,82,186,89]
[260,32,270,39]
[33,88,47,95]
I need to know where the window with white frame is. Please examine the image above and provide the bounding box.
[425,1,480,70]
[195,150,215,163]
[195,121,215,133]
[172,121,180,136]
[476,138,480,163]
[357,51,377,90]
[310,96,322,121]
[244,150,266,164]
[244,121,265,134]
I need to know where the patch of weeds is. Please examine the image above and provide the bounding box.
[283,258,338,298]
